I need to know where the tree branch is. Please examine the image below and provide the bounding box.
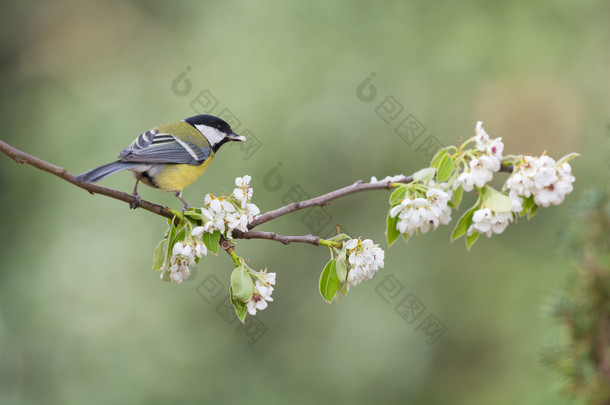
[248,176,412,229]
[232,230,321,246]
[248,165,513,229]
[0,139,513,253]
[0,139,174,220]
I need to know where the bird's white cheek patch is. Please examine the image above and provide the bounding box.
[196,124,225,147]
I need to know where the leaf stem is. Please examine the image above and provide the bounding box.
[229,250,242,267]
[319,239,342,248]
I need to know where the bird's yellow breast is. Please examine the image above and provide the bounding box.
[154,154,214,192]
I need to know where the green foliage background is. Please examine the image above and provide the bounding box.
[0,1,608,404]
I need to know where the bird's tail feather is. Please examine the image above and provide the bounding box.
[74,161,136,183]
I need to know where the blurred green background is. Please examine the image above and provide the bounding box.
[1,1,609,404]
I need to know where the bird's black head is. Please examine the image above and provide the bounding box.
[183,114,246,152]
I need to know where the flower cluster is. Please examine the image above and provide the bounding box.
[506,155,575,207]
[162,227,208,284]
[467,201,522,238]
[390,188,452,236]
[246,272,276,315]
[455,121,504,191]
[344,238,385,288]
[201,175,260,238]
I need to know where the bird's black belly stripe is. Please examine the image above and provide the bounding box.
[141,171,159,189]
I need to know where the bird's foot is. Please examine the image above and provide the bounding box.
[174,191,191,213]
[130,192,142,209]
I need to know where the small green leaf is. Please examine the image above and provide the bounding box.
[430,148,450,168]
[327,233,350,242]
[389,185,409,205]
[519,195,535,217]
[319,259,339,303]
[452,185,463,209]
[230,265,254,302]
[557,152,580,165]
[481,186,513,213]
[152,239,167,271]
[165,225,176,262]
[466,232,479,250]
[437,155,454,182]
[174,225,187,245]
[412,167,436,182]
[336,247,348,283]
[230,287,248,323]
[167,223,177,245]
[203,230,221,255]
[528,204,540,220]
[451,205,477,242]
[386,209,401,247]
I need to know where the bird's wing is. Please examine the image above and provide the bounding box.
[118,129,210,165]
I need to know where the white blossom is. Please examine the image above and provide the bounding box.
[162,238,207,284]
[235,175,252,188]
[205,194,235,213]
[198,175,261,238]
[506,156,575,208]
[246,272,276,315]
[344,238,385,288]
[233,175,253,209]
[390,188,452,236]
[456,122,504,191]
[370,174,407,184]
[475,121,490,151]
[467,207,514,238]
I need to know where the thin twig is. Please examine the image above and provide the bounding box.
[248,176,412,229]
[232,230,320,246]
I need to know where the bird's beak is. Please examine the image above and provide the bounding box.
[227,132,247,142]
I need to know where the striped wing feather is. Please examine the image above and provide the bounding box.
[118,129,210,165]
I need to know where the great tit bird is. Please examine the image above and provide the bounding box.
[75,114,246,209]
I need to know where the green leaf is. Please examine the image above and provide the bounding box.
[230,287,248,323]
[203,230,221,255]
[519,195,535,217]
[481,186,513,213]
[174,224,187,245]
[319,259,339,303]
[386,209,401,247]
[451,205,477,242]
[230,265,254,302]
[152,239,167,271]
[335,247,348,283]
[436,155,454,182]
[165,224,176,262]
[389,185,409,205]
[557,152,580,165]
[430,148,450,168]
[451,185,463,209]
[327,233,350,242]
[466,232,479,250]
[528,204,539,220]
[412,167,436,182]
[167,223,177,245]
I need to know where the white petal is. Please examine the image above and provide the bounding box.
[192,226,205,238]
